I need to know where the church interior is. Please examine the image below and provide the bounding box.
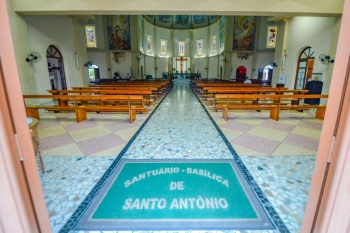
[2,0,350,232]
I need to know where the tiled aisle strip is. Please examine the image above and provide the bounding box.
[39,79,318,233]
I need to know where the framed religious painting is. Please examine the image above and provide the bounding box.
[266,26,277,48]
[85,25,97,48]
[179,41,185,56]
[196,39,204,57]
[107,15,131,50]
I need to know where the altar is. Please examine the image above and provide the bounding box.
[174,73,190,79]
[173,57,190,77]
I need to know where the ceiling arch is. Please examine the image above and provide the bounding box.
[142,15,221,29]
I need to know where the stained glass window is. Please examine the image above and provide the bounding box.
[197,39,204,56]
[179,41,185,56]
[147,35,152,55]
[266,26,277,48]
[211,35,217,55]
[85,25,97,48]
[160,39,167,55]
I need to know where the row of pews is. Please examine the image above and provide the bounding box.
[24,80,173,123]
[190,80,328,121]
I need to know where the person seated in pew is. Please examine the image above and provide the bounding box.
[125,73,131,79]
[113,72,120,79]
[244,77,252,84]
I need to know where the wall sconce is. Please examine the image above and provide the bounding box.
[319,54,335,65]
[25,51,42,63]
[75,53,80,69]
[282,51,287,70]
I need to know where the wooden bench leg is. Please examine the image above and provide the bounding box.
[33,135,45,173]
[130,109,136,123]
[316,107,326,120]
[270,106,279,121]
[26,108,40,119]
[222,105,228,121]
[58,100,68,106]
[76,108,87,122]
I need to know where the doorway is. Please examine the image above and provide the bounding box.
[294,47,315,90]
[236,66,247,82]
[46,45,67,90]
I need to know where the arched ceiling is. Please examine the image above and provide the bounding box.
[142,15,221,29]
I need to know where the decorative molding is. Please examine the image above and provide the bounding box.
[237,52,253,60]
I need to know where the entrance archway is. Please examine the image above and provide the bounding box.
[46,45,67,90]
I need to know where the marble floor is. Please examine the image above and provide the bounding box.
[36,79,323,233]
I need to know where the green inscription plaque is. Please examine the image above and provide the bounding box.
[93,161,256,219]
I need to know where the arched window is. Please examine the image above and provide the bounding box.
[294,47,315,90]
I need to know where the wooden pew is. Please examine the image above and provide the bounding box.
[23,95,147,123]
[277,94,328,120]
[191,82,262,93]
[73,83,171,96]
[202,88,308,106]
[214,94,280,121]
[24,95,78,119]
[201,87,291,99]
[76,95,146,123]
[214,94,328,121]
[48,89,155,106]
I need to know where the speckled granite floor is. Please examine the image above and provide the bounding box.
[37,79,322,233]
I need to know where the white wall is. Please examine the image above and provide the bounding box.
[282,16,336,91]
[208,56,219,79]
[156,57,168,77]
[24,15,81,93]
[194,58,208,78]
[145,55,155,78]
[109,52,132,78]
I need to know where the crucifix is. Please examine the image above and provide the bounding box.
[176,57,188,73]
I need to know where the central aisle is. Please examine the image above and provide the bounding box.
[124,79,233,159]
[64,78,289,232]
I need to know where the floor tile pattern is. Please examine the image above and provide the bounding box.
[241,155,316,233]
[35,79,324,233]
